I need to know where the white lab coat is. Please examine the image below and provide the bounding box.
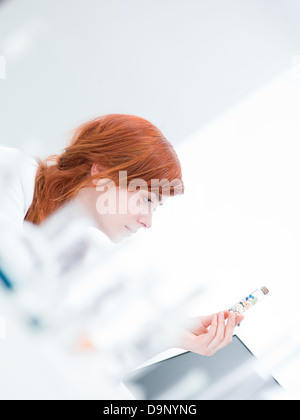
[0,146,38,228]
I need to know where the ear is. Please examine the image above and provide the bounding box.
[91,163,101,176]
[91,163,102,186]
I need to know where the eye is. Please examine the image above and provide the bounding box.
[142,196,157,211]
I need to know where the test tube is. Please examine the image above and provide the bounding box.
[228,286,269,315]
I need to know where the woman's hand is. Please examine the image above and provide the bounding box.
[175,311,244,357]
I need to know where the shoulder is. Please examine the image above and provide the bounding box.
[0,146,38,165]
[0,146,39,227]
[0,146,38,188]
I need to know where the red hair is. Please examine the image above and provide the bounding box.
[25,114,184,224]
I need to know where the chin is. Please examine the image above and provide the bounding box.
[110,236,124,244]
[96,225,124,244]
[108,232,126,244]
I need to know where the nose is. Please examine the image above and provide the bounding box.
[137,213,152,229]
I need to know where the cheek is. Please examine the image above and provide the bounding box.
[110,213,132,229]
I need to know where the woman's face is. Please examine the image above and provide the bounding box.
[96,187,164,242]
[76,184,166,243]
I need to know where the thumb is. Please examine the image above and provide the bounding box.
[235,315,245,326]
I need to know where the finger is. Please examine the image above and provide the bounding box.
[224,311,245,326]
[220,311,236,348]
[235,315,245,326]
[202,314,218,345]
[223,310,229,320]
[199,314,217,329]
[210,311,236,353]
[207,312,225,349]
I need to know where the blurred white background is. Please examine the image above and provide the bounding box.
[1,0,300,399]
[1,0,300,155]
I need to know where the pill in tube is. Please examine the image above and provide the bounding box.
[228,286,269,315]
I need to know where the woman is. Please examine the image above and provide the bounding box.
[1,114,243,355]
